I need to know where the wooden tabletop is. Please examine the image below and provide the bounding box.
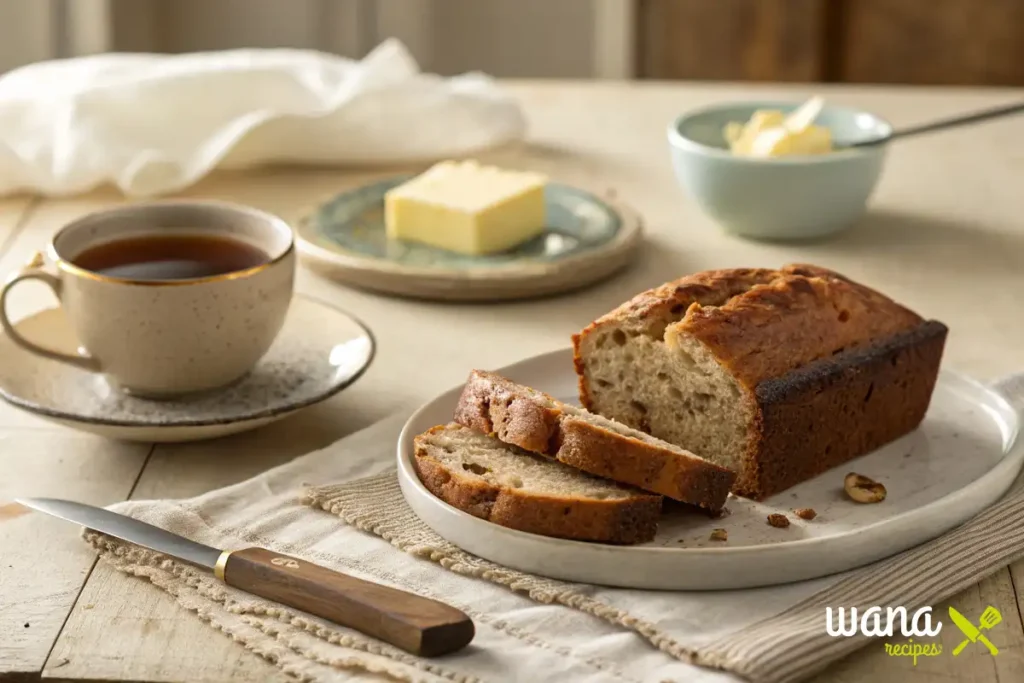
[2,81,1024,683]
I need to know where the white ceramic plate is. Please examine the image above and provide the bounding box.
[397,348,1023,590]
[0,296,375,442]
[296,179,643,301]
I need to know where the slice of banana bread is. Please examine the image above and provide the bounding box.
[572,263,947,500]
[413,424,661,544]
[453,370,735,511]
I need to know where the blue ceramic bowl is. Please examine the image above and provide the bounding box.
[667,102,892,240]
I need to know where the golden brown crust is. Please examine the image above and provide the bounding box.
[577,264,922,389]
[413,426,661,544]
[589,267,780,335]
[454,370,734,509]
[673,266,923,388]
[455,374,560,455]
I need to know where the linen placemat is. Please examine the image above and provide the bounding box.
[86,374,1024,683]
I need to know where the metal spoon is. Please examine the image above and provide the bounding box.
[843,101,1024,149]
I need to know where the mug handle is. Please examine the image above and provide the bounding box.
[0,252,100,370]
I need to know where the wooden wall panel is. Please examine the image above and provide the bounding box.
[433,0,596,77]
[0,0,58,72]
[839,0,1024,86]
[637,0,827,81]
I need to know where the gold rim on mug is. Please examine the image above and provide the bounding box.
[47,241,296,288]
[44,200,296,288]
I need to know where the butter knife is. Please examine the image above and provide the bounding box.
[17,497,474,657]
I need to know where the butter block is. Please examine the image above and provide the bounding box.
[384,160,547,255]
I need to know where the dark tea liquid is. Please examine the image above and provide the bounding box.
[73,234,269,281]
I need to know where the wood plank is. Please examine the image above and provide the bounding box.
[1003,557,1024,681]
[0,196,33,250]
[43,409,357,683]
[0,195,35,283]
[839,0,1024,86]
[637,0,826,81]
[0,431,150,681]
[0,194,127,431]
[808,568,1024,682]
[43,565,292,683]
[0,194,153,682]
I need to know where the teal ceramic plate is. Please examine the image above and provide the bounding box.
[296,177,642,301]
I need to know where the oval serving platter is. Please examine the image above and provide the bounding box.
[296,177,642,301]
[397,348,1023,590]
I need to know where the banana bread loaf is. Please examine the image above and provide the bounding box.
[572,264,947,500]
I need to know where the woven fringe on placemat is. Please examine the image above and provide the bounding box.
[85,530,478,683]
[301,476,732,672]
[305,449,1024,683]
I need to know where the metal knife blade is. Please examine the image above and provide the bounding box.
[948,606,981,643]
[16,498,221,569]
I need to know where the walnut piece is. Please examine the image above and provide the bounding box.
[793,507,817,520]
[767,513,790,528]
[709,528,728,542]
[844,473,887,504]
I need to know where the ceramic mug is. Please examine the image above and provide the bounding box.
[0,201,296,398]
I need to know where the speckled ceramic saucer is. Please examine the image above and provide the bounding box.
[0,296,374,442]
[296,177,643,301]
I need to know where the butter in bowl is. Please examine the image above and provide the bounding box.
[723,97,834,158]
[667,97,892,241]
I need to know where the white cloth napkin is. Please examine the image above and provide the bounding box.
[0,40,526,198]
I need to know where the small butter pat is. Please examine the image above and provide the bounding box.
[724,98,833,158]
[384,160,547,255]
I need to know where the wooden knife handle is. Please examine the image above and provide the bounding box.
[216,547,474,657]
